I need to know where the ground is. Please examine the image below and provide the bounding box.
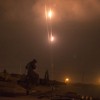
[0,81,100,100]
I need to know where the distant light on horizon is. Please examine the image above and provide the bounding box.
[65,78,70,83]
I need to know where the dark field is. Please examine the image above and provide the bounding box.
[0,81,100,100]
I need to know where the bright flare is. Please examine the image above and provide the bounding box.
[48,9,52,19]
[50,35,54,42]
[65,78,69,83]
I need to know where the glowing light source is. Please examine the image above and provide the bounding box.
[50,35,54,42]
[65,78,69,83]
[47,9,53,19]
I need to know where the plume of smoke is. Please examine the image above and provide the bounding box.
[0,0,100,22]
[32,0,100,22]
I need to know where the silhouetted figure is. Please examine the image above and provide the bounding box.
[44,70,50,85]
[25,59,39,95]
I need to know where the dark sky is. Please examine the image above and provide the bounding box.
[0,0,100,83]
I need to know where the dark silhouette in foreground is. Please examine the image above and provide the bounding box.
[18,59,39,95]
[44,70,50,85]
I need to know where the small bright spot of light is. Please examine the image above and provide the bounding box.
[47,9,53,19]
[51,36,54,42]
[65,78,69,83]
[50,35,54,42]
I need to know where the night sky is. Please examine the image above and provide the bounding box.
[0,0,100,83]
